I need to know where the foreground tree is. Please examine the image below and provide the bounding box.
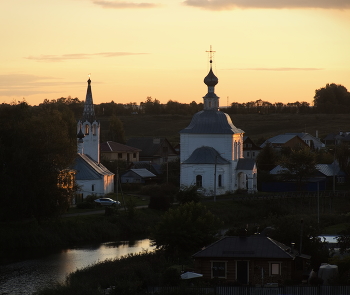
[150,202,223,260]
[0,101,77,221]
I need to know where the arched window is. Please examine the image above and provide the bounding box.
[196,175,202,187]
[92,124,96,135]
[85,124,89,135]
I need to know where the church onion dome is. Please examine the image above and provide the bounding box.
[183,146,229,164]
[204,67,218,87]
[77,127,85,140]
[180,110,244,134]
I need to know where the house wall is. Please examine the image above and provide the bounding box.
[101,151,139,162]
[76,175,114,198]
[194,258,293,285]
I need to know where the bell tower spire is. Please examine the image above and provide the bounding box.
[203,46,219,111]
[82,74,96,123]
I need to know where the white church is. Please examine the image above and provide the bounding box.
[180,55,258,195]
[73,77,114,202]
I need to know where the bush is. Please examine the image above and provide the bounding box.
[149,195,172,211]
[176,186,200,204]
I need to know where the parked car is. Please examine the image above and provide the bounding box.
[94,198,121,207]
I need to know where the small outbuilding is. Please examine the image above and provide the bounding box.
[120,168,156,184]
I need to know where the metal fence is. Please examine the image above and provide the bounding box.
[148,285,350,295]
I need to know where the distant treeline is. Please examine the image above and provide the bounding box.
[21,82,350,117]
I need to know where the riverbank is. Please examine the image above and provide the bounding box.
[0,207,163,264]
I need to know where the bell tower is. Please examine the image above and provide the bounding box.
[77,76,100,163]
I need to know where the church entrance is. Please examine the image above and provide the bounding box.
[237,172,247,190]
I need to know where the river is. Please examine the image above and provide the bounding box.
[0,239,154,295]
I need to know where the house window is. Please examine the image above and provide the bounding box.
[269,262,281,275]
[218,175,222,187]
[133,153,136,158]
[252,152,255,157]
[212,261,226,278]
[247,152,250,157]
[196,175,202,187]
[92,184,95,192]
[118,153,123,159]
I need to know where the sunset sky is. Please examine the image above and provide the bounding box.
[1,0,350,106]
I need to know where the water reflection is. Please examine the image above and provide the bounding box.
[0,239,154,295]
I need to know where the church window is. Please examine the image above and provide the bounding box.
[252,152,255,157]
[209,101,212,108]
[85,124,89,135]
[218,175,222,187]
[247,152,250,157]
[92,184,95,191]
[196,175,202,187]
[92,124,96,135]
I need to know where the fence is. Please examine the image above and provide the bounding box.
[148,285,350,295]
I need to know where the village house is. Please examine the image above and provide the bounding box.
[100,141,141,163]
[243,136,262,159]
[126,137,178,164]
[260,134,309,150]
[192,236,310,286]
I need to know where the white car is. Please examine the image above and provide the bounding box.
[94,198,120,207]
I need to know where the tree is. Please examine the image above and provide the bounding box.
[0,101,77,221]
[256,143,279,172]
[107,114,125,143]
[176,185,201,204]
[279,147,316,190]
[150,202,223,259]
[313,83,350,113]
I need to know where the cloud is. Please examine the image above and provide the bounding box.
[183,0,350,11]
[0,74,78,97]
[224,67,324,71]
[93,0,160,8]
[25,52,148,62]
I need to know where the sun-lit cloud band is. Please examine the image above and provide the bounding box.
[183,0,350,10]
[93,0,160,9]
[25,52,149,62]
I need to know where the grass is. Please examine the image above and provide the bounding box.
[98,113,350,144]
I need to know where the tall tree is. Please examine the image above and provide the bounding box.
[107,114,125,144]
[0,101,77,221]
[313,83,350,113]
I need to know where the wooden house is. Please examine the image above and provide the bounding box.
[192,236,310,286]
[100,141,141,163]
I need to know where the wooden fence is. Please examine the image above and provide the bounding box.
[148,285,350,295]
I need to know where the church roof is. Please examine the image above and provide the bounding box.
[182,146,229,164]
[237,158,256,170]
[180,110,244,134]
[74,153,114,180]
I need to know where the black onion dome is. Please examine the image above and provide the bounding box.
[204,67,218,87]
[77,127,85,139]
